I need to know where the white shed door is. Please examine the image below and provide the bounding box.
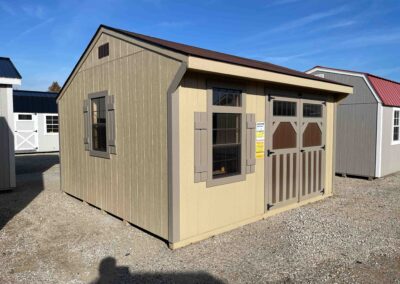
[14,113,38,152]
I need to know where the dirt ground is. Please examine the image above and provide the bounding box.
[0,153,399,283]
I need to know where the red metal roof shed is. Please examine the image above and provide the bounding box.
[367,74,400,107]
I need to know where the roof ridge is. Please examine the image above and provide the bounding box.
[311,65,400,85]
[14,89,58,94]
[366,73,400,86]
[101,25,350,87]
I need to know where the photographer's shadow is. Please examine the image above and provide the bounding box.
[91,257,225,284]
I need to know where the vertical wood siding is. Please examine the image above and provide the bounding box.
[58,33,181,239]
[178,72,265,241]
[312,71,378,177]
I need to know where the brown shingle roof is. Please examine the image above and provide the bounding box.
[103,25,350,87]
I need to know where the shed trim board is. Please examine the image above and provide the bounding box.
[58,25,352,247]
[0,78,21,85]
[392,107,400,145]
[167,62,187,243]
[306,67,383,178]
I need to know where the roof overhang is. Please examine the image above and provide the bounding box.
[306,66,380,103]
[189,57,353,95]
[0,77,21,86]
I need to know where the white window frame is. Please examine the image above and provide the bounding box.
[392,108,400,145]
[44,114,59,135]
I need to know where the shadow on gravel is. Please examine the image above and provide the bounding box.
[15,154,59,175]
[0,154,59,230]
[91,257,225,284]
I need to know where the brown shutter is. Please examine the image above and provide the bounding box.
[83,99,90,151]
[106,95,116,154]
[194,112,207,182]
[246,113,256,173]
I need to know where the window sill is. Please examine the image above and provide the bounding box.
[391,141,400,146]
[89,150,110,159]
[206,174,245,188]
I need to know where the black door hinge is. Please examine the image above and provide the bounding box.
[322,101,327,106]
[300,149,305,153]
[321,145,326,150]
[267,203,274,210]
[320,188,325,195]
[267,150,275,157]
[268,94,275,101]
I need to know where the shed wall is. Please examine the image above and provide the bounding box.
[0,86,15,190]
[177,72,337,246]
[178,73,265,242]
[311,71,377,177]
[58,33,181,239]
[37,113,59,152]
[380,106,400,176]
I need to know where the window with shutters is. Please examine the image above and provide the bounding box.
[393,109,400,145]
[206,85,247,187]
[45,115,59,134]
[85,91,116,158]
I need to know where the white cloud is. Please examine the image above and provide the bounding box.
[241,6,349,43]
[7,18,55,45]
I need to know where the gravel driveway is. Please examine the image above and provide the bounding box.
[0,153,399,283]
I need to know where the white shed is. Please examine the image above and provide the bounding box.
[0,57,21,190]
[13,90,59,153]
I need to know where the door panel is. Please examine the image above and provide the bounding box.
[299,98,326,200]
[266,93,326,210]
[14,113,38,152]
[267,96,300,209]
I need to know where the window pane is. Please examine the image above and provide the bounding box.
[91,97,107,152]
[213,88,241,107]
[394,126,399,142]
[395,111,399,126]
[213,145,241,179]
[273,101,296,116]
[18,114,32,120]
[303,103,322,118]
[212,113,241,178]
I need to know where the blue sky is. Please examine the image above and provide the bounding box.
[1,0,399,91]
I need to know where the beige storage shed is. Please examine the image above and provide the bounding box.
[57,25,353,248]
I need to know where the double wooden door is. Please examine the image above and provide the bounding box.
[266,93,326,210]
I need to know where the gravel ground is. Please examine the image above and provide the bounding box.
[0,153,399,283]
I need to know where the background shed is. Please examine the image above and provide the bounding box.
[0,57,21,190]
[307,66,400,178]
[13,90,59,153]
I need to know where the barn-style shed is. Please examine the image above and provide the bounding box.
[307,66,400,179]
[57,25,352,248]
[0,57,21,191]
